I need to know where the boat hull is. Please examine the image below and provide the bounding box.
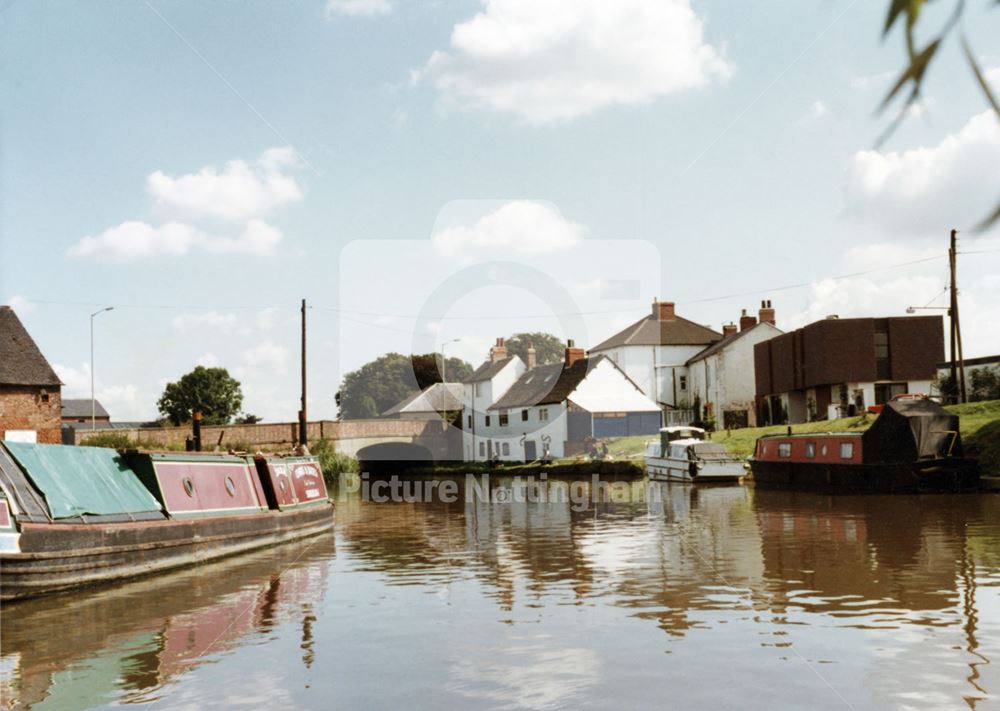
[645,456,744,483]
[749,458,979,494]
[0,503,333,602]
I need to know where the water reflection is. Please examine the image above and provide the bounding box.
[1,534,332,710]
[4,480,1000,710]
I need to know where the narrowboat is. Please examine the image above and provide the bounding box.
[644,426,745,483]
[748,398,979,493]
[0,441,333,601]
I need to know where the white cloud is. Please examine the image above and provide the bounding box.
[326,0,392,17]
[850,69,895,91]
[146,146,302,222]
[844,110,1000,235]
[52,363,150,420]
[196,352,220,367]
[67,221,202,262]
[416,0,732,124]
[432,200,585,262]
[203,219,283,256]
[786,240,1000,358]
[237,341,290,376]
[256,307,278,331]
[810,100,828,119]
[53,362,91,393]
[3,295,33,315]
[986,66,1000,87]
[171,311,238,334]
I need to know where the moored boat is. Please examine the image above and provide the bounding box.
[748,398,979,494]
[644,426,745,483]
[0,441,333,601]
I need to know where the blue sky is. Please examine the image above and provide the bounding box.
[2,0,999,421]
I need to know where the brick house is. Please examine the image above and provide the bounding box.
[754,315,943,424]
[0,306,63,443]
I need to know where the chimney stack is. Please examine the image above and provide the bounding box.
[564,339,585,368]
[758,299,776,326]
[652,299,676,322]
[739,309,757,331]
[526,341,537,369]
[489,337,507,363]
[722,323,738,338]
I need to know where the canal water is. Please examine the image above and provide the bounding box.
[3,479,1000,710]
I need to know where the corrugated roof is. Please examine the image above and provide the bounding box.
[591,313,722,351]
[381,382,463,416]
[0,306,61,387]
[463,356,518,383]
[489,356,606,410]
[686,322,780,365]
[61,398,110,419]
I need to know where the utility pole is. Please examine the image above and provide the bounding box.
[299,298,308,447]
[949,229,967,403]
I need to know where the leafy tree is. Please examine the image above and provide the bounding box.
[235,413,262,425]
[336,352,472,420]
[935,372,960,404]
[504,332,565,365]
[970,367,1000,402]
[157,366,244,426]
[879,0,999,227]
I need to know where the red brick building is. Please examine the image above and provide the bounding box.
[754,315,943,424]
[0,306,63,443]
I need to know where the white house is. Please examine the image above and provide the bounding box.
[381,382,464,420]
[687,303,782,428]
[462,340,662,462]
[461,338,526,461]
[589,300,722,410]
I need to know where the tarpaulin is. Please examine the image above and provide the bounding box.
[1,441,163,519]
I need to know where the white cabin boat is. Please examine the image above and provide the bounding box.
[644,426,745,483]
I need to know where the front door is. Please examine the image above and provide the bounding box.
[524,440,537,462]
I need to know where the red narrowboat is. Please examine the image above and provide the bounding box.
[749,398,979,494]
[0,442,333,601]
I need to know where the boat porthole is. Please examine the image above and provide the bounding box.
[225,476,237,497]
[821,445,828,456]
[278,477,287,492]
[183,478,195,497]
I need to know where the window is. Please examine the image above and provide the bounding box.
[499,411,509,426]
[679,375,687,391]
[467,415,472,429]
[475,382,484,396]
[539,408,549,422]
[840,442,854,459]
[501,442,510,455]
[778,443,792,458]
[521,409,529,422]
[485,415,491,426]
[478,442,485,456]
[805,442,816,459]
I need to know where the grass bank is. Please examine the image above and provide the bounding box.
[606,400,1000,476]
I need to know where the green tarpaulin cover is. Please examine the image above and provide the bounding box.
[2,442,163,519]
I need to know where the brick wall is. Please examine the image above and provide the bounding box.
[71,418,450,449]
[0,385,62,444]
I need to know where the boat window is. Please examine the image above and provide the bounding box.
[821,444,828,456]
[278,476,287,492]
[778,443,792,458]
[840,442,854,459]
[182,477,195,497]
[225,476,237,497]
[805,443,816,459]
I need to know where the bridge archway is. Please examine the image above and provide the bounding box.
[356,442,435,474]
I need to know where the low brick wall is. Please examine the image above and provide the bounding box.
[70,418,451,450]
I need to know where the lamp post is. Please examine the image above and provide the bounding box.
[440,338,461,382]
[90,307,114,430]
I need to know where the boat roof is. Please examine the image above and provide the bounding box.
[758,431,863,439]
[660,426,705,433]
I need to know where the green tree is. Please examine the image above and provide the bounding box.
[970,367,1000,402]
[336,352,472,420]
[504,332,565,365]
[157,366,244,426]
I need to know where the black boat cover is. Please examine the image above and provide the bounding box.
[862,399,963,463]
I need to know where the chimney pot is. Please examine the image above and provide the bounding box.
[758,300,776,326]
[564,341,585,368]
[526,341,537,369]
[722,323,738,337]
[739,309,757,331]
[489,336,508,363]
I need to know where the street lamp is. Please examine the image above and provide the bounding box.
[90,307,114,430]
[440,338,461,382]
[905,306,950,314]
